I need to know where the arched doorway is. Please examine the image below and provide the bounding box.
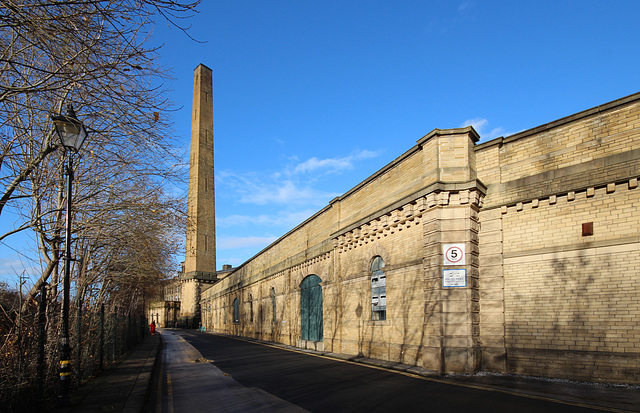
[300,274,323,342]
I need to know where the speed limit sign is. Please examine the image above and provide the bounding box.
[443,244,465,265]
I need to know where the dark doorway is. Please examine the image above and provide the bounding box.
[300,274,323,342]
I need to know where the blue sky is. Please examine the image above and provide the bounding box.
[2,1,640,282]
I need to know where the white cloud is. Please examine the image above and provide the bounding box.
[218,209,318,228]
[239,180,338,206]
[293,157,352,174]
[291,149,381,175]
[218,148,380,207]
[210,147,387,266]
[461,118,488,132]
[214,147,383,267]
[460,118,516,141]
[218,171,339,206]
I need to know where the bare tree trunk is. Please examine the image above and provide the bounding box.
[21,258,59,314]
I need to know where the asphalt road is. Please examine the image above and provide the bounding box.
[176,330,614,413]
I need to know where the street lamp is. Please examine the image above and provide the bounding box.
[51,104,87,404]
[52,105,88,152]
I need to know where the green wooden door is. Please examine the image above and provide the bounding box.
[300,275,323,342]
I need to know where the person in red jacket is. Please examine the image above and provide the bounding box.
[150,320,156,335]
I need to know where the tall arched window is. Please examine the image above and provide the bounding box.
[271,287,277,323]
[371,256,386,321]
[233,298,240,323]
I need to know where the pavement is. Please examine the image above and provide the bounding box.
[53,333,161,413]
[155,330,306,412]
[57,329,640,412]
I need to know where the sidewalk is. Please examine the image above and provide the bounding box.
[54,333,161,413]
[157,330,307,412]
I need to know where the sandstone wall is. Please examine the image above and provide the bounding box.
[476,93,640,383]
[200,92,640,384]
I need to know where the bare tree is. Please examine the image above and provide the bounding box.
[1,0,197,293]
[1,0,199,217]
[0,1,199,409]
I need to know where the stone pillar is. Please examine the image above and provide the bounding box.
[418,126,478,185]
[180,279,198,319]
[419,127,483,374]
[478,208,506,371]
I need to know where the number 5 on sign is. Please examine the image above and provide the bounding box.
[443,244,465,265]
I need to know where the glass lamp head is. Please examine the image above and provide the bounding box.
[52,104,87,152]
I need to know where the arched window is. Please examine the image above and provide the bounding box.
[271,287,277,323]
[249,294,254,323]
[371,256,386,321]
[233,298,240,323]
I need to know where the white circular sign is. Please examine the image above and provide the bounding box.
[444,244,465,265]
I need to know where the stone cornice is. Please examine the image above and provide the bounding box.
[495,177,639,215]
[201,250,333,301]
[417,126,480,146]
[289,252,332,273]
[331,180,486,241]
[180,271,218,282]
[333,184,485,254]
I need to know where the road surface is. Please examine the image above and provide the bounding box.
[154,330,626,413]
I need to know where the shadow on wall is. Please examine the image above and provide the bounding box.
[336,265,426,365]
[327,284,343,352]
[506,252,638,383]
[257,303,263,340]
[209,262,441,371]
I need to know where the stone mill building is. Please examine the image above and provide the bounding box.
[161,64,640,385]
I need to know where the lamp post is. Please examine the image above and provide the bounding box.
[51,104,87,404]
